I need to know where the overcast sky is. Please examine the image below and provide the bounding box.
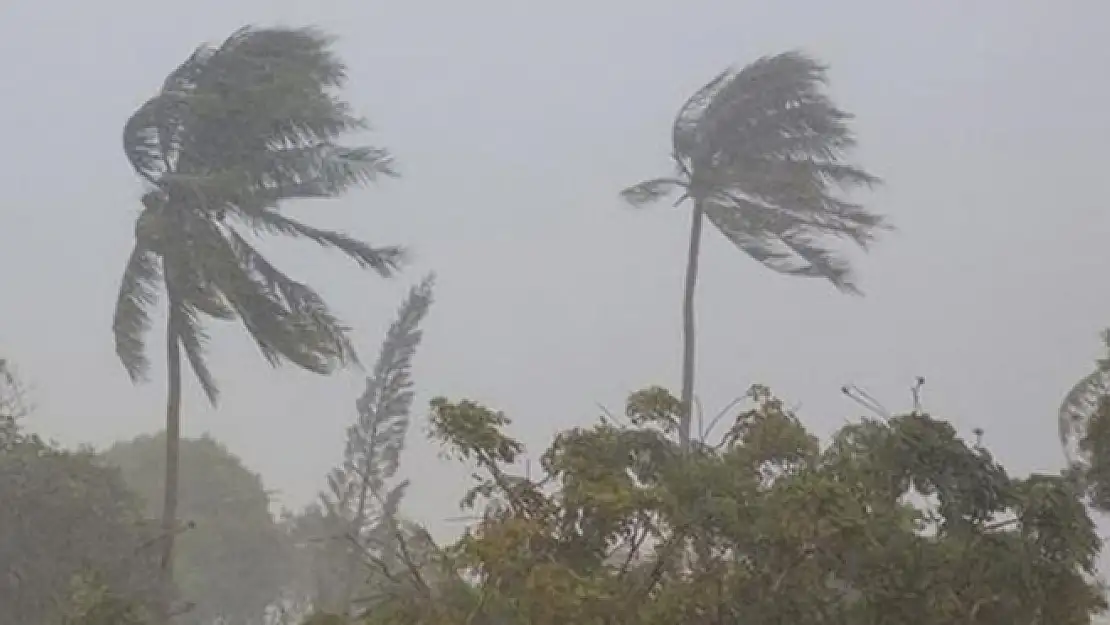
[1,0,1108,540]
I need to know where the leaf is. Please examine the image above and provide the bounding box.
[619,178,683,208]
[173,302,219,405]
[112,244,162,382]
[701,196,861,293]
[231,208,406,277]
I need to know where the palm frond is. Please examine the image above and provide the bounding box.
[231,208,406,277]
[252,144,398,197]
[678,51,842,167]
[180,26,366,174]
[619,178,685,208]
[112,244,163,381]
[776,230,860,294]
[672,68,732,163]
[124,25,371,187]
[185,218,326,372]
[122,45,216,181]
[172,303,219,404]
[165,235,236,321]
[224,226,360,369]
[702,195,861,293]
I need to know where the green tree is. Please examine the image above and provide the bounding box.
[323,275,434,617]
[364,386,1106,624]
[619,52,886,448]
[0,365,161,624]
[102,433,296,625]
[111,24,405,604]
[284,276,434,620]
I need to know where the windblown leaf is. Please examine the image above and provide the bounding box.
[231,208,405,277]
[112,244,162,381]
[619,178,683,208]
[702,195,861,293]
[173,302,219,404]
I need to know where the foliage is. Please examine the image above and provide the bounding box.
[58,570,151,625]
[1077,395,1110,513]
[101,433,296,625]
[113,25,404,401]
[0,368,160,624]
[292,276,435,617]
[0,357,31,449]
[621,51,886,286]
[361,386,1106,625]
[1059,329,1110,469]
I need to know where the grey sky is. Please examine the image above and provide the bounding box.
[1,0,1108,539]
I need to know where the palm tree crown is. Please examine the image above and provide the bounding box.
[622,50,887,292]
[113,25,403,402]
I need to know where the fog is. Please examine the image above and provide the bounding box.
[2,1,1110,622]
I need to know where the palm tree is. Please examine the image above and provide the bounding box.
[1058,330,1110,469]
[620,51,886,449]
[112,25,404,609]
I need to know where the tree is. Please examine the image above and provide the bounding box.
[325,275,434,617]
[619,52,886,449]
[285,276,434,619]
[363,385,1106,624]
[102,433,297,625]
[111,24,405,605]
[0,364,161,624]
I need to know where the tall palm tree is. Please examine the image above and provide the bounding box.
[1058,330,1110,469]
[620,51,886,449]
[112,25,404,609]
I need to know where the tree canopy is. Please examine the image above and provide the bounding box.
[101,433,296,625]
[0,365,161,624]
[356,386,1107,625]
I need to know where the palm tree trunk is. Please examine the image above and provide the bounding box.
[679,199,705,451]
[159,307,183,621]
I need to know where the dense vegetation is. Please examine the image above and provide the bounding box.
[3,21,1110,625]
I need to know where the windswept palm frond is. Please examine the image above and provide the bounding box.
[173,302,219,404]
[223,226,360,370]
[112,242,163,382]
[619,178,685,208]
[230,207,405,277]
[702,193,861,293]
